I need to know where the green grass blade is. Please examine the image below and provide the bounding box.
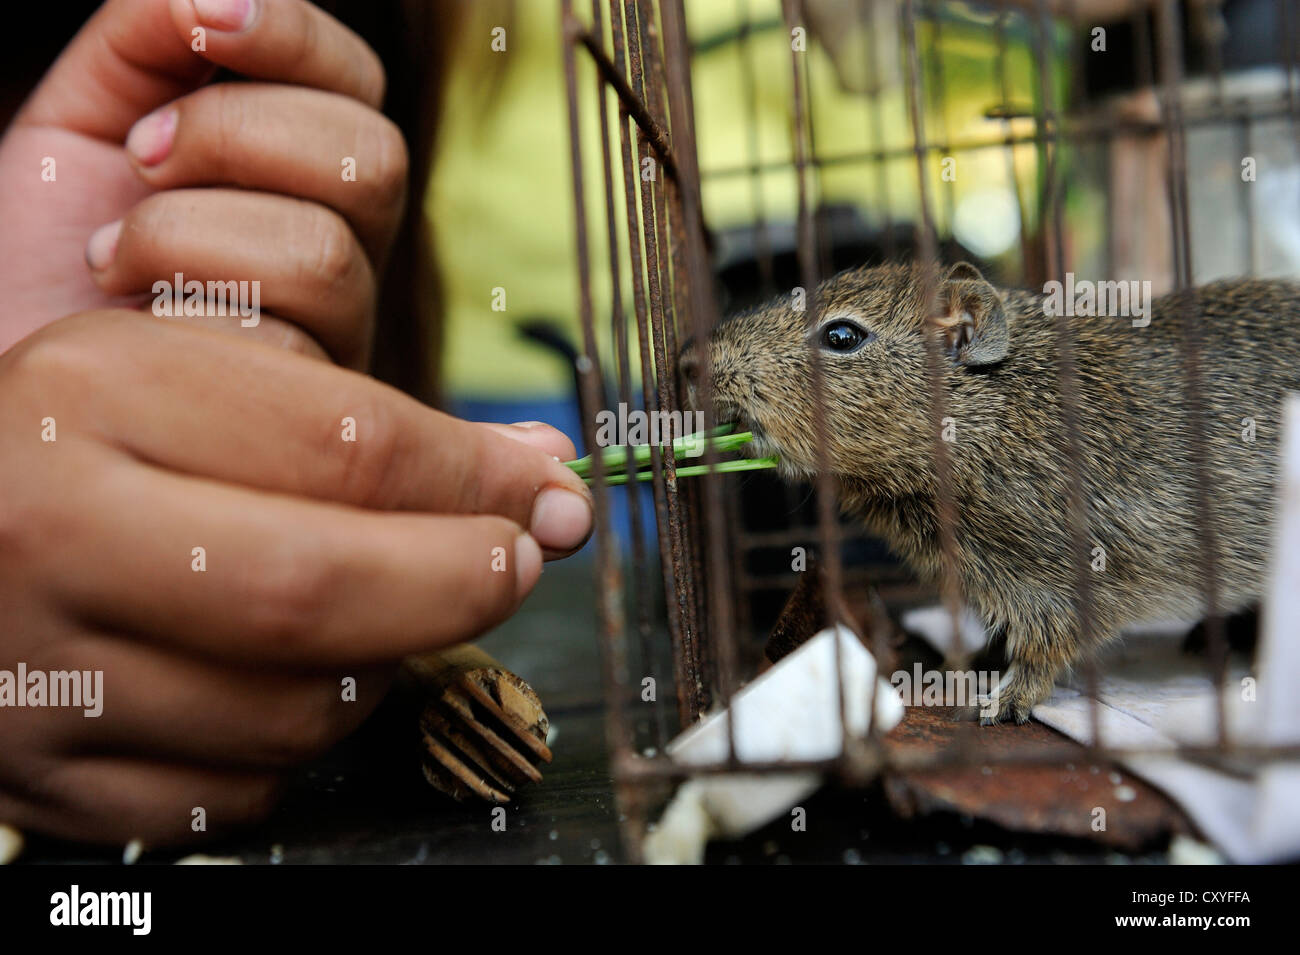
[597,456,779,486]
[564,423,748,479]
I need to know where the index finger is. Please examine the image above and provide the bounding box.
[19,0,385,138]
[32,311,593,556]
[168,0,387,108]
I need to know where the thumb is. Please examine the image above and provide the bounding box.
[17,0,212,139]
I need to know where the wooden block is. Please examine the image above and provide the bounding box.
[400,646,552,804]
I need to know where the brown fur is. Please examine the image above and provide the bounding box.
[686,262,1300,721]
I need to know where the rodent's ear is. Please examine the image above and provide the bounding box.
[932,263,1010,367]
[945,261,986,284]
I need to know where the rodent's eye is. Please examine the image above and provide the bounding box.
[819,320,874,354]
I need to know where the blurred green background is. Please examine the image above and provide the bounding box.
[426,0,1074,404]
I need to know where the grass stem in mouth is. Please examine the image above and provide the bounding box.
[563,424,778,485]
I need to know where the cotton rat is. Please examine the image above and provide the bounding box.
[681,262,1300,722]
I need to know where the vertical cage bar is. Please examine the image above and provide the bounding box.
[604,0,678,743]
[862,0,897,260]
[591,0,663,754]
[1031,0,1104,748]
[993,9,1031,284]
[901,0,969,669]
[559,0,641,859]
[738,0,777,295]
[659,0,744,751]
[1154,0,1229,744]
[633,0,709,722]
[925,0,957,236]
[784,0,856,755]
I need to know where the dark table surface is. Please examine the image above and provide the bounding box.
[20,560,1172,865]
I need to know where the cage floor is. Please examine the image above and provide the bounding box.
[19,562,1183,865]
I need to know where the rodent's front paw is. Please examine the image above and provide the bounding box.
[976,665,1053,725]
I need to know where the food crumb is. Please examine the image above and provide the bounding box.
[175,854,243,865]
[962,845,1003,865]
[0,824,23,865]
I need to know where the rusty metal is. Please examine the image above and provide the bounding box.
[574,27,680,182]
[861,0,897,261]
[992,9,1032,283]
[629,0,702,728]
[1029,0,1103,748]
[738,0,777,296]
[559,0,640,858]
[1280,0,1298,118]
[559,0,1295,862]
[882,708,1192,851]
[1154,0,1229,744]
[659,0,746,767]
[901,0,967,666]
[782,0,856,754]
[924,1,957,237]
[590,0,664,753]
[697,100,1297,181]
[632,0,712,725]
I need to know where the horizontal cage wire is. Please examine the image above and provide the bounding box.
[561,0,1300,860]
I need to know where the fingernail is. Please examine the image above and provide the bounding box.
[125,108,177,166]
[529,487,593,552]
[193,0,257,31]
[509,421,547,429]
[513,533,542,597]
[85,220,123,271]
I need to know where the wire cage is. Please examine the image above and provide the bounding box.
[559,0,1300,861]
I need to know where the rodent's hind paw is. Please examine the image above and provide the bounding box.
[977,701,1032,725]
[976,665,1050,725]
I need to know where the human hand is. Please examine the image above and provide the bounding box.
[0,0,405,367]
[0,310,592,845]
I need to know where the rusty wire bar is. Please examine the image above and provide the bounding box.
[781,0,859,764]
[605,0,681,742]
[629,0,704,721]
[862,0,897,261]
[1030,0,1103,749]
[634,0,709,722]
[901,0,967,670]
[851,0,896,743]
[1240,116,1257,275]
[799,18,836,286]
[559,0,642,858]
[574,27,681,182]
[924,1,957,237]
[610,740,1300,784]
[590,0,664,754]
[1123,0,1155,276]
[699,99,1297,180]
[1154,0,1229,745]
[1280,0,1298,118]
[993,8,1031,283]
[659,0,746,764]
[559,0,1298,863]
[738,0,777,295]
